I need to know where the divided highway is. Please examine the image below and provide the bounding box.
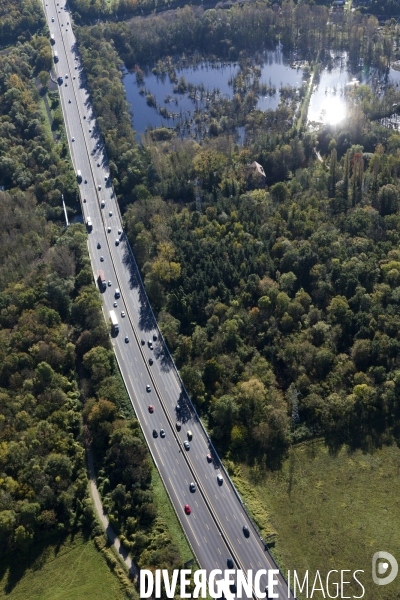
[41,2,293,598]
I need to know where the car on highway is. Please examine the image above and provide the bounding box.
[153,333,158,341]
[98,185,102,190]
[121,311,125,318]
[107,226,111,232]
[65,74,68,78]
[115,288,120,298]
[227,558,234,568]
[113,301,117,307]
[100,256,104,262]
[115,239,119,246]
[97,162,100,166]
[160,429,165,438]
[108,281,111,286]
[148,340,153,350]
[118,229,122,235]
[149,357,153,365]
[148,405,154,413]
[184,504,191,515]
[71,137,75,141]
[153,429,158,438]
[125,336,129,343]
[189,482,196,492]
[187,430,193,440]
[101,200,105,207]
[184,441,190,450]
[243,525,250,538]
[68,99,71,103]
[206,454,212,462]
[176,421,181,431]
[146,385,151,393]
[109,211,113,217]
[51,16,54,21]
[57,76,63,84]
[97,242,101,249]
[141,339,145,345]
[217,474,223,485]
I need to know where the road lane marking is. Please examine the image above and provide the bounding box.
[153,444,165,468]
[168,478,200,547]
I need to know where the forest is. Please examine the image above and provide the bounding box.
[74,5,400,467]
[0,0,46,47]
[0,36,187,586]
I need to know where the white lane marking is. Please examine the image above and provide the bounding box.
[168,478,200,547]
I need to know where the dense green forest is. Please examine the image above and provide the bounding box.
[0,0,46,47]
[0,39,186,584]
[75,7,400,467]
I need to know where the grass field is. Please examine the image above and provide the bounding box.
[234,441,400,600]
[0,532,127,600]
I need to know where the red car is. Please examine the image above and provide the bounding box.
[206,454,212,463]
[148,405,154,413]
[184,504,191,515]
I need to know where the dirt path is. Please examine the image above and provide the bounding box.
[87,446,138,578]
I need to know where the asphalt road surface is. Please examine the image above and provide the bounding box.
[42,3,294,598]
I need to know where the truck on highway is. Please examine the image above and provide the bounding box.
[76,170,82,183]
[110,310,119,333]
[53,51,59,63]
[86,216,92,230]
[98,270,106,290]
[50,33,55,44]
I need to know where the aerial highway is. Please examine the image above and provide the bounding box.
[41,2,294,598]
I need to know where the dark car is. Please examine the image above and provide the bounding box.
[176,421,182,431]
[141,339,145,345]
[149,357,153,365]
[153,429,158,438]
[243,525,250,538]
[227,558,234,569]
[153,333,158,341]
[184,441,190,450]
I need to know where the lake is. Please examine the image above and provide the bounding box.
[123,48,304,140]
[308,53,400,126]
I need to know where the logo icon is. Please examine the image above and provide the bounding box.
[372,552,398,585]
